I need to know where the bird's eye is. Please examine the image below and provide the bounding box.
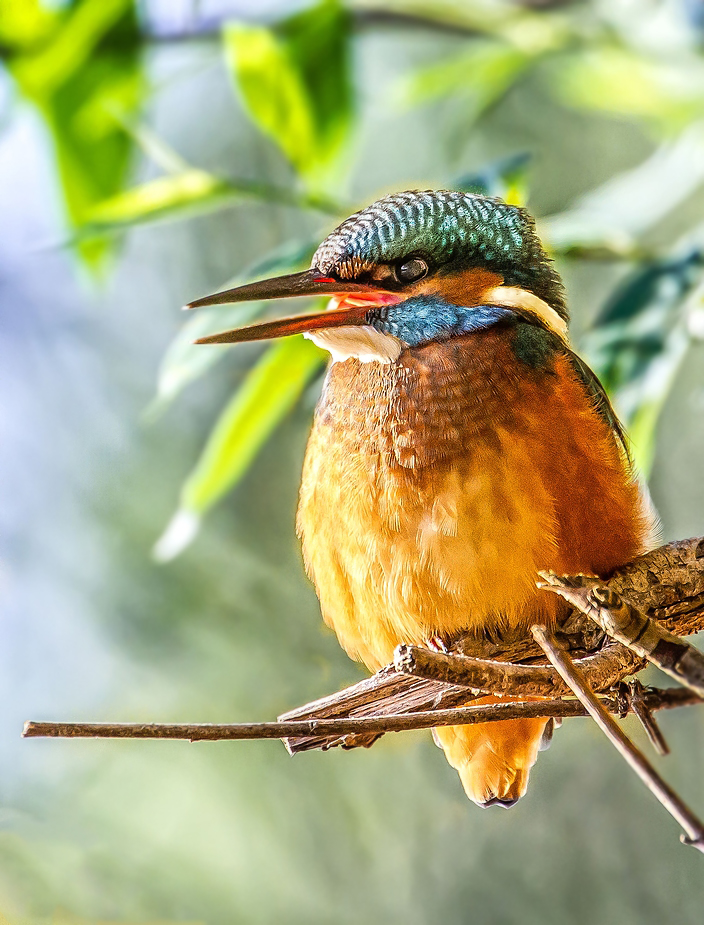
[394,256,428,284]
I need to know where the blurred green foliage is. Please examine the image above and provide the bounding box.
[224,0,353,185]
[584,250,704,471]
[155,334,324,561]
[3,0,144,267]
[551,46,704,132]
[4,3,704,919]
[152,238,319,408]
[4,0,704,549]
[180,335,323,517]
[453,150,532,204]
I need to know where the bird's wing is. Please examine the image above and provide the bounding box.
[564,347,631,464]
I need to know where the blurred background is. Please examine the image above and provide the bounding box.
[2,0,704,921]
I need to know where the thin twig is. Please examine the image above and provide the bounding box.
[629,680,670,757]
[141,9,485,45]
[22,687,700,743]
[531,625,704,854]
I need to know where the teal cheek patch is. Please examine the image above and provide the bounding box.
[371,296,514,348]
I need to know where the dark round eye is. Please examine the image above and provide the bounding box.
[394,256,428,284]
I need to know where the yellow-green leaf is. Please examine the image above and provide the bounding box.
[10,0,135,97]
[8,0,144,269]
[152,239,319,410]
[551,47,704,133]
[81,169,232,232]
[154,336,325,560]
[0,0,56,49]
[226,24,315,175]
[77,170,343,240]
[223,0,352,183]
[405,41,532,114]
[151,302,266,413]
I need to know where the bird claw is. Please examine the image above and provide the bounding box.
[425,634,449,653]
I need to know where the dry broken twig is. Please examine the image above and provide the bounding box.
[627,678,671,756]
[532,624,704,854]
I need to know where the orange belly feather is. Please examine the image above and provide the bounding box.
[297,326,652,804]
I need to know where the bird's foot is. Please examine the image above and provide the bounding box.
[425,634,449,653]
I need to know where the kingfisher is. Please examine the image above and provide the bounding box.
[189,190,653,807]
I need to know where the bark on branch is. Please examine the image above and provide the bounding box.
[393,641,642,697]
[538,572,704,697]
[22,686,700,742]
[280,537,704,752]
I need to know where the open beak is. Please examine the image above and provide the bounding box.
[187,269,391,345]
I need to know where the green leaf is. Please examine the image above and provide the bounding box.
[625,326,689,474]
[154,336,325,560]
[182,336,324,513]
[223,0,352,183]
[150,302,267,415]
[225,25,314,172]
[598,253,704,326]
[549,46,704,133]
[405,41,533,116]
[76,170,344,241]
[8,0,144,270]
[278,0,352,160]
[0,0,56,49]
[582,251,704,473]
[80,168,234,233]
[152,239,319,410]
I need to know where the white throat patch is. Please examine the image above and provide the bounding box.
[305,325,403,364]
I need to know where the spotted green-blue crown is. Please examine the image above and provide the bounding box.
[312,189,567,320]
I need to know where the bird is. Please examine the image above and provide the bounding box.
[188,189,654,807]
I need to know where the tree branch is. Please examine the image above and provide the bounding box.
[394,641,643,696]
[22,686,700,743]
[276,536,704,752]
[532,625,704,854]
[22,535,704,855]
[539,572,704,697]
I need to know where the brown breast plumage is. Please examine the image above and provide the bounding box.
[296,327,650,671]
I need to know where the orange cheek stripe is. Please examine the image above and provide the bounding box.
[419,267,504,307]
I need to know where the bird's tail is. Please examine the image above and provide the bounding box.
[433,696,551,807]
